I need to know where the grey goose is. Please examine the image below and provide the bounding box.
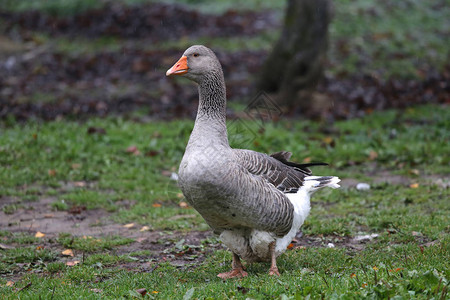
[166,45,340,279]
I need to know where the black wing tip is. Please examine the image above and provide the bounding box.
[297,162,329,167]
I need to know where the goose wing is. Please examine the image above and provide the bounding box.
[234,149,327,193]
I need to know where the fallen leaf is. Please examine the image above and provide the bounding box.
[179,201,189,208]
[145,150,159,157]
[44,214,54,218]
[136,237,147,243]
[48,169,56,177]
[152,290,159,294]
[124,223,135,228]
[409,169,420,175]
[136,288,147,296]
[140,226,150,232]
[287,243,294,249]
[87,127,106,135]
[373,266,378,271]
[350,273,356,278]
[368,150,378,160]
[176,193,184,199]
[6,281,14,287]
[66,260,80,266]
[302,157,311,163]
[62,249,74,257]
[35,232,45,238]
[152,203,162,208]
[71,163,81,170]
[322,136,333,144]
[73,181,86,187]
[183,287,195,300]
[36,245,44,250]
[409,183,419,188]
[68,205,86,214]
[126,145,140,155]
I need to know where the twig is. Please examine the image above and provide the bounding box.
[17,282,32,292]
[50,286,56,300]
[440,285,447,300]
[320,274,329,288]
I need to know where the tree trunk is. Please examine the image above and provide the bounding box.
[257,0,332,112]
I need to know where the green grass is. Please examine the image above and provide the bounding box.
[0,104,449,298]
[329,0,449,78]
[0,0,285,15]
[2,0,447,79]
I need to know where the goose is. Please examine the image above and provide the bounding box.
[166,45,340,279]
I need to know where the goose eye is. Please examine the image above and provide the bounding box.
[193,53,199,57]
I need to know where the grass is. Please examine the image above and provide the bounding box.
[1,0,447,79]
[329,0,449,78]
[0,0,448,297]
[0,104,449,298]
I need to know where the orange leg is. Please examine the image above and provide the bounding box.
[217,253,248,279]
[268,242,280,276]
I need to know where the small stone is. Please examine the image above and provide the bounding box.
[327,243,335,248]
[356,183,370,190]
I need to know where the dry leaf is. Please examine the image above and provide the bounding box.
[71,163,81,169]
[179,201,189,208]
[73,181,86,187]
[302,157,311,163]
[36,245,44,250]
[35,231,45,238]
[66,260,80,266]
[48,169,56,177]
[140,226,150,232]
[126,145,140,155]
[152,203,162,208]
[409,169,420,175]
[123,223,135,228]
[287,243,294,249]
[323,136,333,144]
[44,214,54,218]
[136,237,146,243]
[176,193,184,199]
[6,281,14,287]
[410,183,419,189]
[62,249,74,257]
[136,288,147,296]
[368,150,378,160]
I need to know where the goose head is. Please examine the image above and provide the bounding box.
[166,45,221,84]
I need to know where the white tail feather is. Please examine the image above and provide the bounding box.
[303,176,341,193]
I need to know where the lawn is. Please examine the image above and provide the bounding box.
[0,104,449,299]
[0,0,449,298]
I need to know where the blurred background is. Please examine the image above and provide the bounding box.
[1,0,448,122]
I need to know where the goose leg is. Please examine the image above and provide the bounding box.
[217,252,248,279]
[268,242,280,276]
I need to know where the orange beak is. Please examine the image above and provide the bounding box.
[166,56,188,76]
